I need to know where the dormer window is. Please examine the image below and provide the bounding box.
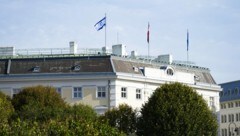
[133,66,139,72]
[73,65,80,71]
[166,68,174,76]
[194,75,200,81]
[160,66,174,76]
[32,66,40,73]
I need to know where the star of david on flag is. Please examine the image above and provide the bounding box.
[94,17,106,31]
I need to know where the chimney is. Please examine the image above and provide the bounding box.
[69,41,78,54]
[131,51,137,59]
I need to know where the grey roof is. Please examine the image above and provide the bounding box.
[0,56,113,74]
[0,55,216,84]
[111,56,216,84]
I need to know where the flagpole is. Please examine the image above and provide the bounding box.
[148,43,149,60]
[147,22,150,60]
[105,13,107,50]
[187,29,189,71]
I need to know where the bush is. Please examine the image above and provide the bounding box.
[0,91,14,123]
[137,83,218,136]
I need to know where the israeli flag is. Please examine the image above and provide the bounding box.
[94,17,106,31]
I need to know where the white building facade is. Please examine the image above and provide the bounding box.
[0,44,221,124]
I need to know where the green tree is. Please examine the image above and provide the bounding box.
[11,85,67,121]
[101,104,137,135]
[137,83,218,136]
[0,91,14,123]
[65,104,97,121]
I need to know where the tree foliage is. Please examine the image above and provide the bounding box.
[101,104,137,134]
[11,85,67,121]
[0,91,14,123]
[137,83,218,136]
[0,85,125,135]
[63,104,98,121]
[0,118,125,136]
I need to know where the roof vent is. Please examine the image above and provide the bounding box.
[32,66,40,73]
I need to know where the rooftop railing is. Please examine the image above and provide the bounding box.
[0,47,209,71]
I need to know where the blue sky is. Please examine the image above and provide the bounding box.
[0,0,240,83]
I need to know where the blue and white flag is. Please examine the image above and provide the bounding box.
[94,17,106,31]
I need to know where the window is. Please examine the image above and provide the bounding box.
[236,101,239,107]
[237,127,240,135]
[221,103,227,109]
[209,97,214,107]
[221,115,225,123]
[237,113,239,122]
[237,113,240,122]
[73,87,82,98]
[121,87,127,98]
[222,115,228,123]
[55,87,62,97]
[136,89,141,99]
[228,102,234,108]
[229,114,234,122]
[219,92,223,97]
[97,87,106,98]
[228,89,231,96]
[12,88,21,97]
[222,129,228,136]
[166,68,174,75]
[229,114,231,122]
[224,129,227,136]
[235,88,239,95]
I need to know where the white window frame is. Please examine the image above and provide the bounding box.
[97,86,106,98]
[136,89,142,100]
[73,87,82,98]
[209,97,214,107]
[121,87,127,98]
